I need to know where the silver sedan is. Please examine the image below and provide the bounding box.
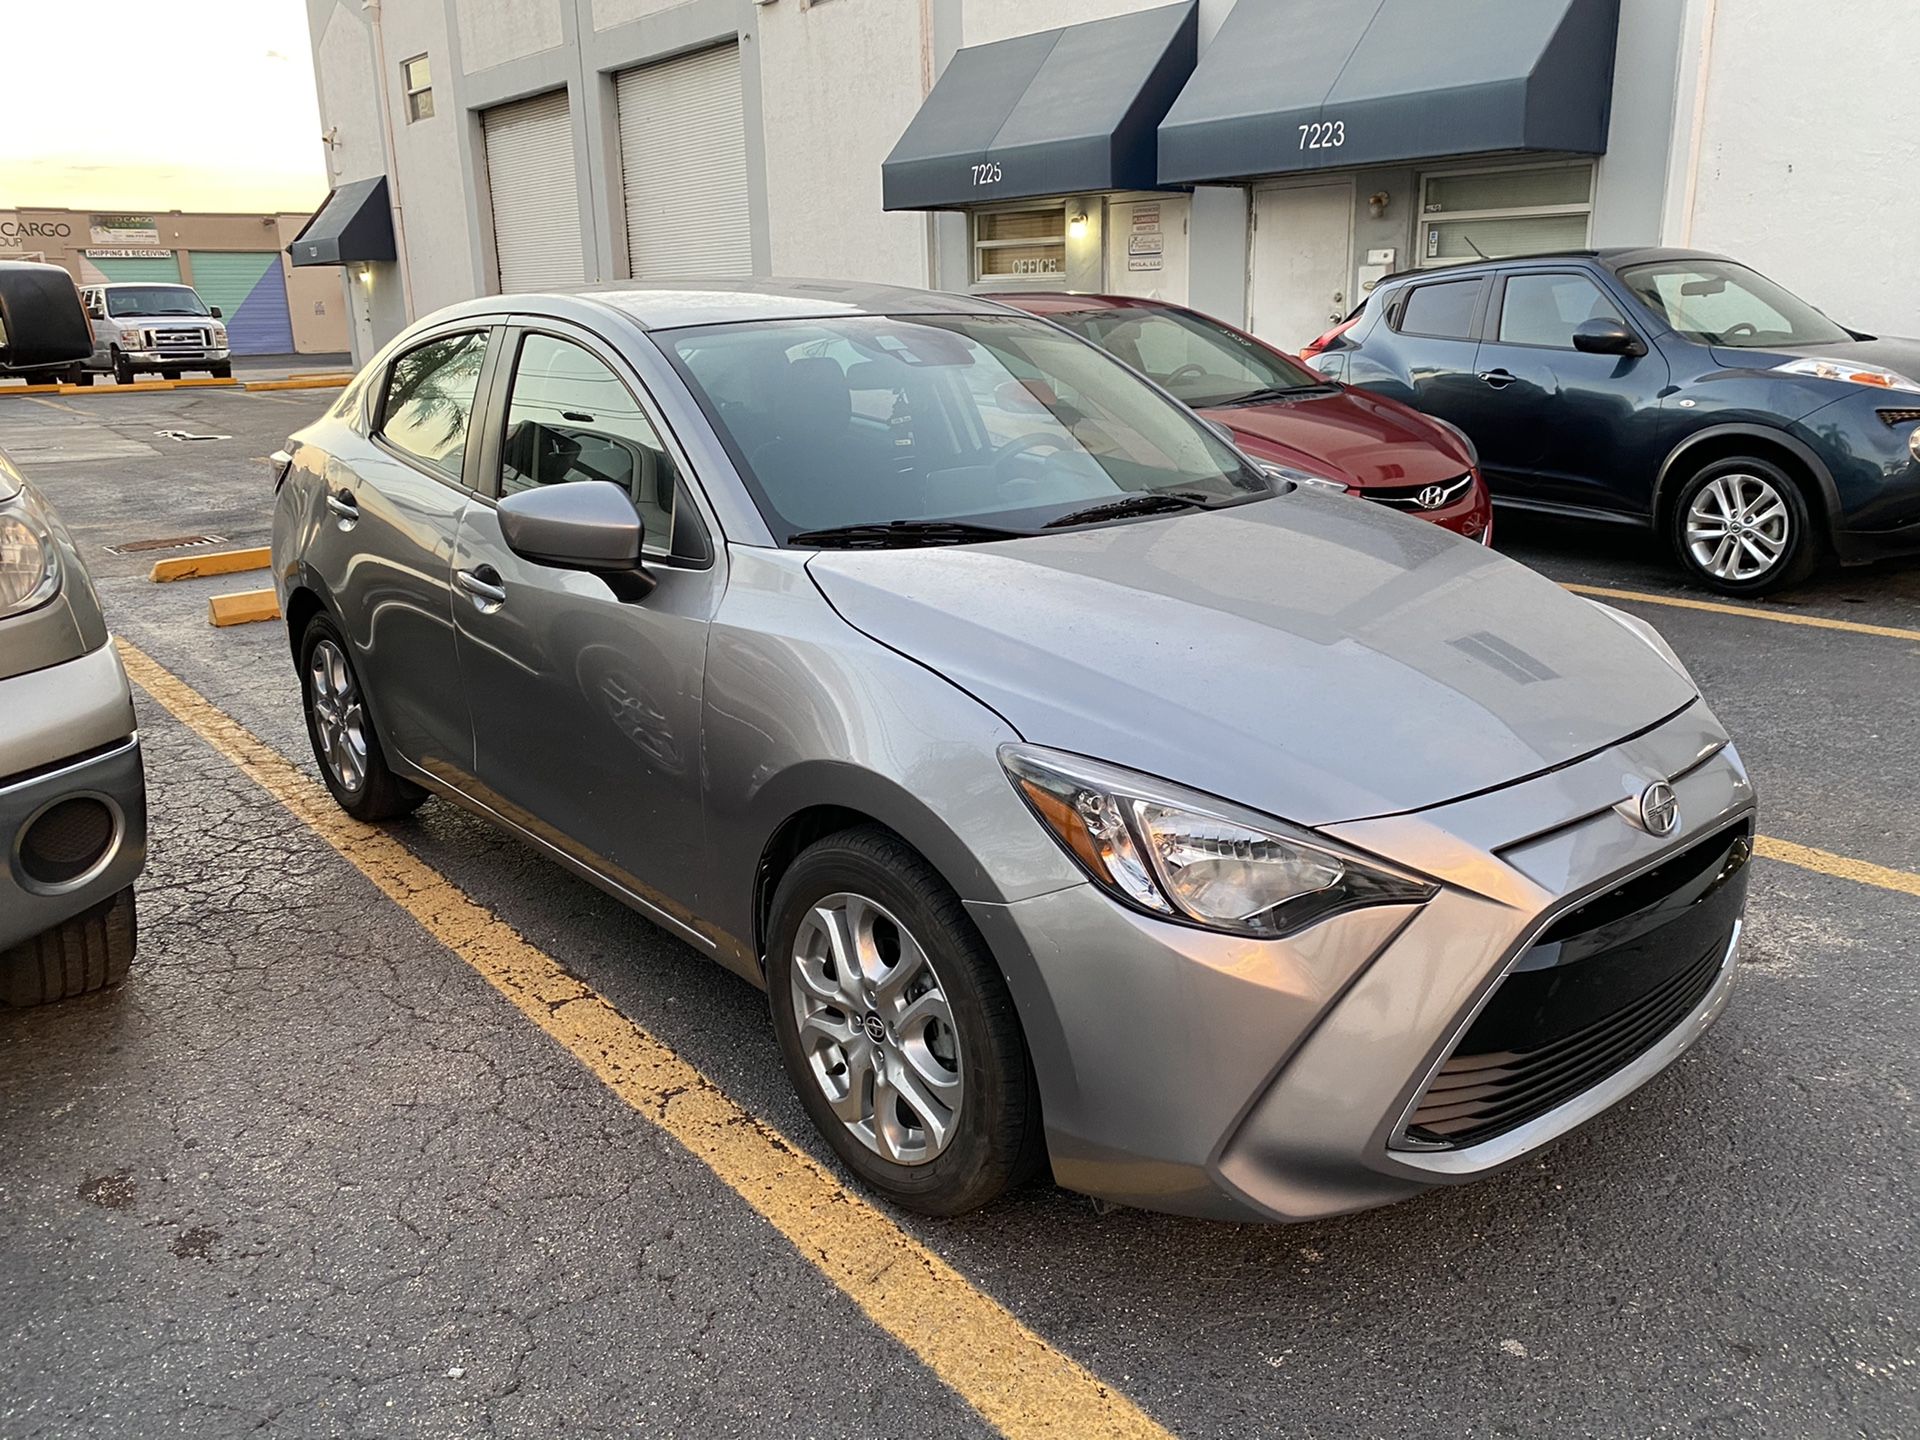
[271,280,1754,1220]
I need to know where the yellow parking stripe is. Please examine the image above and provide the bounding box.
[1563,583,1920,645]
[114,640,1173,1440]
[1755,836,1920,899]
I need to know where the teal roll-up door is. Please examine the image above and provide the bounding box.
[187,251,295,355]
[92,254,182,284]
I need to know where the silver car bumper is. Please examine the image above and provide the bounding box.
[0,644,148,953]
[968,703,1755,1222]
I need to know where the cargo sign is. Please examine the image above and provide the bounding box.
[0,212,76,243]
[90,214,159,246]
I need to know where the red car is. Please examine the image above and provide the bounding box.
[991,293,1491,542]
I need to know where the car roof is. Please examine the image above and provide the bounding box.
[984,292,1169,316]
[422,278,1025,333]
[1374,246,1735,290]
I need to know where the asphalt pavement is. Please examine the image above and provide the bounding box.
[2,387,1916,1439]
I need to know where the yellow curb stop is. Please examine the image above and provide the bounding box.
[151,546,271,583]
[207,588,281,627]
[243,375,351,392]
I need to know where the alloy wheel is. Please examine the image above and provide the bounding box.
[1685,471,1792,583]
[788,892,963,1165]
[307,638,370,795]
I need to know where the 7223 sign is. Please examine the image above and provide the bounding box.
[1297,120,1346,151]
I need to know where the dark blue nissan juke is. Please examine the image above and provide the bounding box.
[1309,248,1920,594]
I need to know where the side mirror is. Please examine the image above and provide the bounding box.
[1572,318,1646,357]
[209,306,223,319]
[497,480,655,599]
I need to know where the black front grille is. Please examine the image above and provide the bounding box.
[1364,474,1474,510]
[1402,822,1751,1150]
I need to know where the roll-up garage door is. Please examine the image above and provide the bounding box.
[616,45,751,279]
[188,251,295,354]
[482,89,585,291]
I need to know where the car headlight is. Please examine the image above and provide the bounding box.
[1586,599,1696,689]
[0,513,60,618]
[1001,745,1434,938]
[123,329,149,349]
[1773,357,1920,394]
[1260,462,1349,494]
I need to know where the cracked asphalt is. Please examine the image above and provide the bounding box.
[2,388,1918,1439]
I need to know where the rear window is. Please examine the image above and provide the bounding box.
[1396,279,1483,341]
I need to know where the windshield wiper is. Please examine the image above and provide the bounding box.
[787,519,1023,549]
[1215,384,1338,407]
[1043,492,1206,529]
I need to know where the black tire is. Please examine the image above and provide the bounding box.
[63,363,89,386]
[1,888,137,1007]
[160,368,181,381]
[297,613,427,821]
[1669,455,1820,596]
[766,826,1043,1216]
[211,363,232,380]
[111,350,134,385]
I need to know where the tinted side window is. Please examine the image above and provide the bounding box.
[379,331,489,480]
[500,333,685,559]
[1397,280,1483,340]
[1498,273,1625,349]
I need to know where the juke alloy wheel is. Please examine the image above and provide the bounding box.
[1672,455,1816,596]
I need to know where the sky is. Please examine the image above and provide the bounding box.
[0,0,329,214]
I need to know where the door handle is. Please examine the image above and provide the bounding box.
[456,566,507,608]
[1478,369,1517,388]
[325,490,359,523]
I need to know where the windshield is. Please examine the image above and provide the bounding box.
[1619,260,1849,348]
[660,313,1271,543]
[106,285,209,318]
[1047,305,1326,407]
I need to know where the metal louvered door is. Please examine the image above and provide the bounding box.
[616,45,752,280]
[482,90,586,292]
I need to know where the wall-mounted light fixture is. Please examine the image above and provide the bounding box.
[1067,210,1089,240]
[1368,191,1390,219]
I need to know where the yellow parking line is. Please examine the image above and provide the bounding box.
[114,640,1173,1440]
[1563,583,1920,645]
[1755,836,1920,899]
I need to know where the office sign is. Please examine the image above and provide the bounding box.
[91,214,160,246]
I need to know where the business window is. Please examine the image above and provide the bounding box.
[1418,163,1593,267]
[402,54,433,122]
[972,206,1065,283]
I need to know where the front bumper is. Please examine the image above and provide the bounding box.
[968,702,1753,1222]
[124,347,230,368]
[0,643,148,952]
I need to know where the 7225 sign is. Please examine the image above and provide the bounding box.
[1297,120,1346,151]
[971,162,1003,186]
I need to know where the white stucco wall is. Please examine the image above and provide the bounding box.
[458,0,565,72]
[963,0,1174,46]
[758,0,930,285]
[1680,0,1920,333]
[592,0,689,30]
[375,0,479,316]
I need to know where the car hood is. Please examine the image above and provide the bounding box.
[1710,333,1920,380]
[1200,387,1471,489]
[807,497,1697,828]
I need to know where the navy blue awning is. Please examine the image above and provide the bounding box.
[287,177,397,266]
[1159,0,1620,184]
[883,2,1197,211]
